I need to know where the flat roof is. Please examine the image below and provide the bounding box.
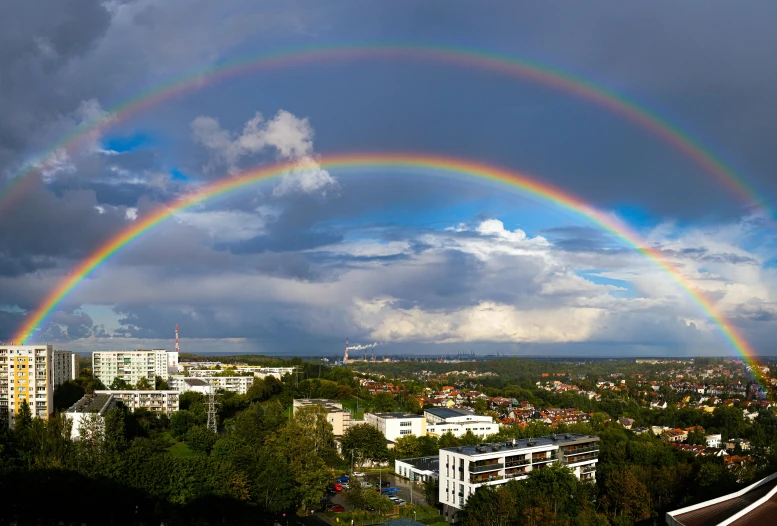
[397,456,439,473]
[67,393,114,414]
[371,412,424,419]
[442,434,599,457]
[425,407,478,419]
[184,378,209,386]
[672,476,777,526]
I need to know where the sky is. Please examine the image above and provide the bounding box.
[1,0,777,357]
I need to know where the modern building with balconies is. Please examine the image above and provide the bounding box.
[439,433,599,522]
[94,390,179,415]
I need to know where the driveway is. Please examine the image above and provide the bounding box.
[362,471,429,507]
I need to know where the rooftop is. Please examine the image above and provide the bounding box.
[184,378,209,386]
[669,474,777,526]
[425,407,481,419]
[397,456,440,473]
[371,412,425,419]
[442,434,599,456]
[66,393,115,414]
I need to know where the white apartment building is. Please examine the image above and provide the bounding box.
[92,349,175,387]
[439,434,599,522]
[238,366,296,379]
[52,350,78,385]
[169,375,253,395]
[705,434,722,448]
[0,344,55,426]
[425,407,500,438]
[65,392,117,439]
[95,390,179,415]
[365,412,427,442]
[293,398,352,436]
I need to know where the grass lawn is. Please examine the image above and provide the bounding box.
[161,432,197,458]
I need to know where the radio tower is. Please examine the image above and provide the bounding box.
[343,337,349,365]
[206,379,217,433]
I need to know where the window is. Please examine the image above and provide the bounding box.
[400,429,412,435]
[400,421,412,427]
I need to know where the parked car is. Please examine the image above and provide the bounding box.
[352,471,366,477]
[380,481,391,487]
[336,476,350,483]
[341,482,349,489]
[395,498,407,506]
[326,504,345,513]
[360,481,373,488]
[332,483,342,491]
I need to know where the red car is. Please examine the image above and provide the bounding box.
[326,504,345,513]
[333,483,342,491]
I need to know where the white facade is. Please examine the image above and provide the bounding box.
[52,350,78,386]
[95,390,179,414]
[705,434,722,448]
[365,412,427,442]
[395,456,439,482]
[239,366,296,379]
[439,434,599,521]
[170,375,253,395]
[65,392,116,439]
[92,349,174,387]
[0,344,54,426]
[425,407,499,438]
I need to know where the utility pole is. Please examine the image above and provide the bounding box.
[206,378,217,433]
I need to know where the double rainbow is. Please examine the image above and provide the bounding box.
[13,154,759,377]
[0,45,766,217]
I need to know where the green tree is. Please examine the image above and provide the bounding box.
[293,405,338,462]
[341,423,388,464]
[438,431,459,449]
[185,425,218,454]
[53,380,86,410]
[394,434,420,459]
[170,410,196,439]
[424,477,439,506]
[155,376,170,390]
[109,377,131,390]
[135,376,153,390]
[103,407,127,454]
[373,392,398,412]
[403,396,422,414]
[417,434,439,456]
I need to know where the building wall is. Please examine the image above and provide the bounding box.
[438,439,599,519]
[0,345,54,427]
[52,350,77,387]
[365,413,427,441]
[95,390,179,414]
[92,350,172,387]
[427,421,500,438]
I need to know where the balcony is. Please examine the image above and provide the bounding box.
[470,474,505,484]
[564,445,599,455]
[531,456,555,464]
[505,459,530,468]
[563,453,598,465]
[581,465,596,474]
[470,463,504,474]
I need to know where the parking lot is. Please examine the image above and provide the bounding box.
[321,471,429,512]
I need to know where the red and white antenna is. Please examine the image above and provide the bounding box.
[343,337,349,365]
[175,324,179,353]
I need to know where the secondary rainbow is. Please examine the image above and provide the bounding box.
[0,45,766,218]
[13,154,760,374]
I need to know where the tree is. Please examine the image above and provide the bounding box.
[135,376,153,390]
[424,477,439,506]
[418,434,439,457]
[403,396,422,414]
[109,377,131,390]
[602,469,651,523]
[341,423,388,464]
[438,431,459,449]
[394,434,420,459]
[185,425,218,455]
[170,410,196,439]
[155,376,170,390]
[53,380,86,410]
[293,405,338,462]
[373,392,398,412]
[103,407,127,454]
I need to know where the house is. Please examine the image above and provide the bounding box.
[425,407,499,438]
[365,412,426,442]
[617,417,635,429]
[705,434,722,448]
[724,438,751,451]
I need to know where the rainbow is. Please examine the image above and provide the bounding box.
[0,45,766,217]
[13,154,759,373]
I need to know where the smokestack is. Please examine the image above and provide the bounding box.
[343,337,349,365]
[175,324,179,353]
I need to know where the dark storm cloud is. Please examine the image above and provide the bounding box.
[656,247,759,266]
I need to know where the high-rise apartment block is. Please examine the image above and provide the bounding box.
[0,344,55,427]
[92,349,176,388]
[52,350,78,386]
